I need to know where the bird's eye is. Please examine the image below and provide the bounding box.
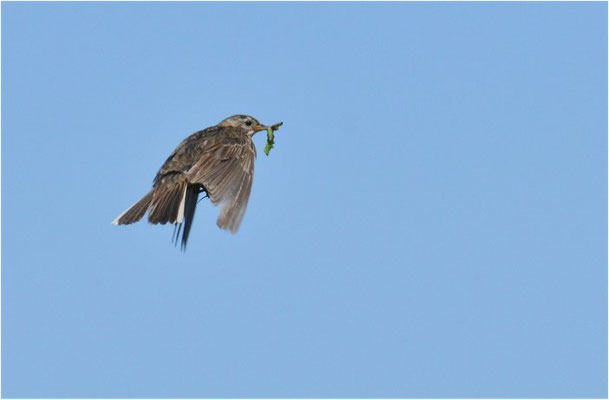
[245,120,252,126]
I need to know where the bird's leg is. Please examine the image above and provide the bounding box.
[197,185,209,204]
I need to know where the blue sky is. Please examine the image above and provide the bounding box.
[2,2,606,398]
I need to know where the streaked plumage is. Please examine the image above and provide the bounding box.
[112,114,270,249]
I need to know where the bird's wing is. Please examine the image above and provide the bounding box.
[154,126,220,184]
[186,133,256,233]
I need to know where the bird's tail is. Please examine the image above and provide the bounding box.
[112,190,154,225]
[112,173,187,226]
[113,173,204,249]
[148,173,188,225]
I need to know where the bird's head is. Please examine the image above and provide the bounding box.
[219,115,268,136]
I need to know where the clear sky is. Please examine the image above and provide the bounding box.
[2,2,606,398]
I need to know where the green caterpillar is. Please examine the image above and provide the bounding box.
[264,127,275,156]
[264,122,283,156]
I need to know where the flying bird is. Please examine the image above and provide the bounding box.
[112,115,281,249]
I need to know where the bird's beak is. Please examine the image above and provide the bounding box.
[254,124,268,133]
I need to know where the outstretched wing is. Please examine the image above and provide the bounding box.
[186,133,256,233]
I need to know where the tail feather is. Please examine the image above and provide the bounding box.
[113,174,205,250]
[112,191,153,225]
[148,174,187,225]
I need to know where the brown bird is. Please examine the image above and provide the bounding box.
[112,115,281,249]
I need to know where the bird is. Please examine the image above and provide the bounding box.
[112,114,280,250]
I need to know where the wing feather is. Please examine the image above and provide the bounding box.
[186,133,255,233]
